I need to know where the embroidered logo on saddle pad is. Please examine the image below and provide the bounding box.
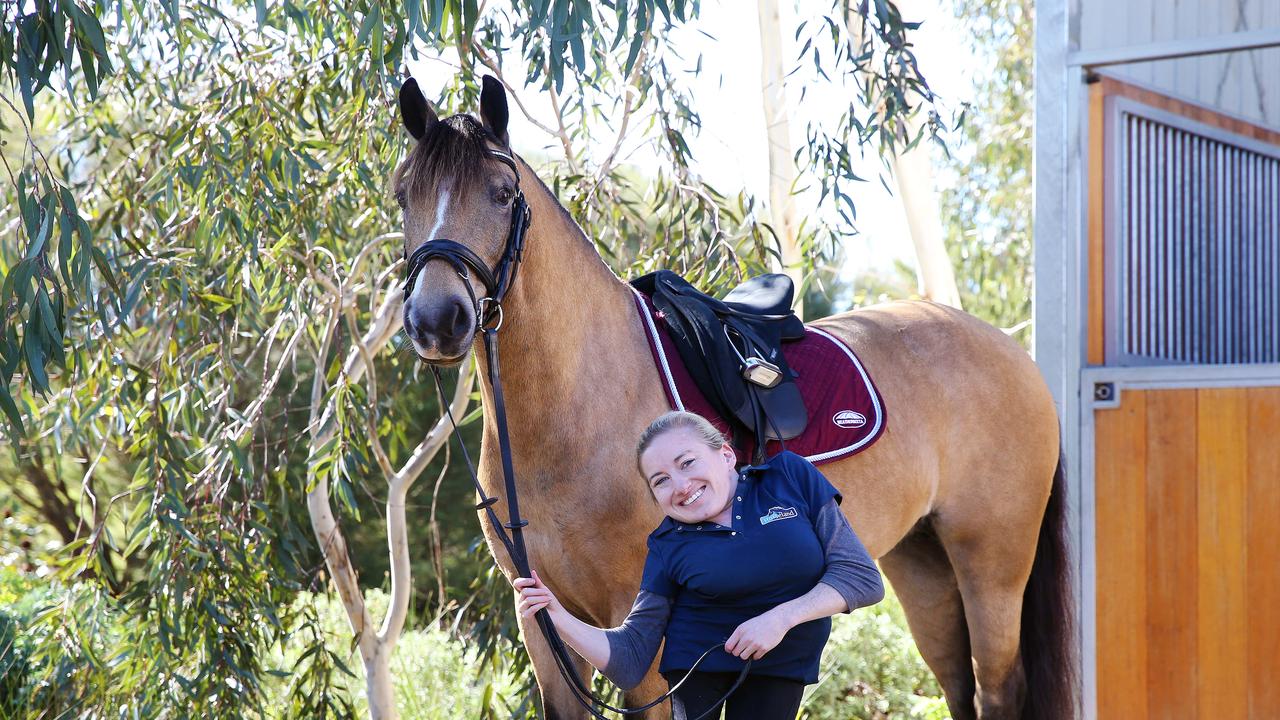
[759,506,798,525]
[832,410,867,428]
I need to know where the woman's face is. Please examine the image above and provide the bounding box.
[640,427,738,524]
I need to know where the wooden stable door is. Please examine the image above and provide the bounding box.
[1095,386,1280,719]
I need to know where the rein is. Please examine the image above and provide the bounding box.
[405,147,751,718]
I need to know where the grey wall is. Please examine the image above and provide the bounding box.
[1073,0,1280,130]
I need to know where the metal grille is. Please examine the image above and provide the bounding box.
[1113,101,1280,366]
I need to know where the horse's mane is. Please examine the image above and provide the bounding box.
[393,114,496,199]
[392,112,587,244]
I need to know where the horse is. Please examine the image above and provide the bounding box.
[390,75,1074,720]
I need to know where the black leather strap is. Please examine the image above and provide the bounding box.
[404,239,498,296]
[414,149,750,718]
[402,149,532,330]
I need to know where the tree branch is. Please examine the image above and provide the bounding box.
[305,287,403,661]
[379,356,474,646]
[473,46,562,140]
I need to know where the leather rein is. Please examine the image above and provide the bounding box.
[404,147,750,719]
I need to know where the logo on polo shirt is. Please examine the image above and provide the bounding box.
[832,410,866,428]
[759,506,798,525]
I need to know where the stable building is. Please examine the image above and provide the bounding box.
[1034,2,1280,718]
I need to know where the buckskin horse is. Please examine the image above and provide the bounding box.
[390,75,1074,720]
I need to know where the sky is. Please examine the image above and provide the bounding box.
[408,0,974,281]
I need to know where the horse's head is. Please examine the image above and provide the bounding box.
[393,75,525,363]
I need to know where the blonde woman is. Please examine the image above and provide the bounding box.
[513,411,883,719]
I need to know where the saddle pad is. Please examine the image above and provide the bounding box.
[631,288,887,466]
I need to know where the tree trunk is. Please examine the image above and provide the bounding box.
[888,121,962,309]
[21,456,79,546]
[844,0,962,309]
[757,0,803,315]
[306,287,474,720]
[363,647,397,720]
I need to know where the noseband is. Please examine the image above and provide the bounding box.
[401,148,532,331]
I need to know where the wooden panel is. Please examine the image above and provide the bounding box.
[1144,389,1198,718]
[1095,385,1280,718]
[1247,387,1280,719]
[1195,387,1248,720]
[1087,81,1107,365]
[1096,392,1149,720]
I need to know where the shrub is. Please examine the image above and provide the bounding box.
[264,590,528,720]
[801,588,950,720]
[0,608,31,715]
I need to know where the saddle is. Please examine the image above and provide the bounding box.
[631,270,808,461]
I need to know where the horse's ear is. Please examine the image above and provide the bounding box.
[479,75,510,146]
[399,76,437,141]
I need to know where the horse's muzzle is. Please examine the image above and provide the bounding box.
[404,295,475,361]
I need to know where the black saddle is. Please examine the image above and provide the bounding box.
[631,271,808,462]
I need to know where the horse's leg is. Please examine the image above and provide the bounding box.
[515,610,595,720]
[623,672,672,720]
[879,522,978,720]
[935,509,1042,720]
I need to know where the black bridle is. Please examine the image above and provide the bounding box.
[402,149,531,331]
[406,147,750,719]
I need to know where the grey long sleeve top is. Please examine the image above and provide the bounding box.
[600,498,883,690]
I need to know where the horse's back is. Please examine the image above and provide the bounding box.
[807,300,1060,555]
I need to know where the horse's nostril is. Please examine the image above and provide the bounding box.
[403,306,425,343]
[448,300,469,336]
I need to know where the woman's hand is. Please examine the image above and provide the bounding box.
[724,609,791,660]
[512,570,565,620]
[511,570,615,673]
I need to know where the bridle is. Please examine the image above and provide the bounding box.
[401,148,531,333]
[404,145,751,719]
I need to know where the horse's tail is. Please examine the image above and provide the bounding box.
[1020,448,1077,720]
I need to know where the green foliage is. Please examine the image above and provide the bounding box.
[270,586,943,720]
[0,566,45,715]
[801,588,949,719]
[263,589,529,720]
[789,0,960,269]
[939,0,1033,347]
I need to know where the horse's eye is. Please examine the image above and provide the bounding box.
[494,187,514,206]
[394,189,408,209]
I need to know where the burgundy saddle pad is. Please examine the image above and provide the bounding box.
[631,289,887,466]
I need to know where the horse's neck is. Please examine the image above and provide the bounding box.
[474,174,666,613]
[475,181,648,451]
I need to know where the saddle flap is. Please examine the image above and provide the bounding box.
[631,270,811,455]
[730,380,808,441]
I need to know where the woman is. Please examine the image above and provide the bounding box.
[513,410,884,720]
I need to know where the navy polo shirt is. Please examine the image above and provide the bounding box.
[640,450,843,683]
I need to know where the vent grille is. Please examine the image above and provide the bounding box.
[1117,108,1280,365]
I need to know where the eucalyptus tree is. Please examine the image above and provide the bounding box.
[1,0,938,717]
[941,0,1034,345]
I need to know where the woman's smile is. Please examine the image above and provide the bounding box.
[640,427,739,525]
